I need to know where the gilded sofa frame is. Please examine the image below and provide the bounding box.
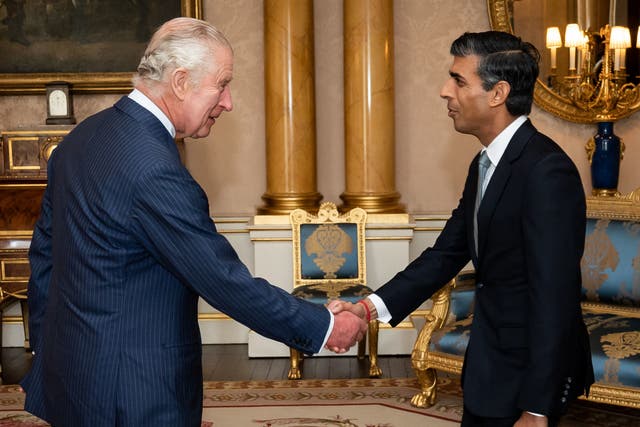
[410,188,640,409]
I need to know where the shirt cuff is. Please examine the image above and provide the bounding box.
[368,293,392,323]
[527,411,545,417]
[319,308,335,352]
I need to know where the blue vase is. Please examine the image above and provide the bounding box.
[590,122,620,195]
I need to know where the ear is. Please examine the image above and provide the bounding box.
[489,81,511,107]
[170,68,190,101]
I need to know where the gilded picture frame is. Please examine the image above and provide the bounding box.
[0,0,202,95]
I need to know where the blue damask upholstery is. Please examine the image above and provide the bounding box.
[299,223,359,280]
[581,218,640,306]
[583,312,640,388]
[429,316,471,357]
[428,277,475,357]
[292,223,373,304]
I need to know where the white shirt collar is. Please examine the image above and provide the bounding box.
[483,115,528,167]
[127,89,176,138]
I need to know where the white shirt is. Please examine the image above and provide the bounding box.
[128,89,176,138]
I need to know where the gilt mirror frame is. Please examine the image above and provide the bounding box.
[487,0,640,124]
[0,0,202,95]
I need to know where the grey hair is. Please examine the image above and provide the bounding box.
[132,17,232,89]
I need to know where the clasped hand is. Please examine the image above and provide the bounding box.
[324,300,368,353]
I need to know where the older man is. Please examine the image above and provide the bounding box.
[22,17,366,426]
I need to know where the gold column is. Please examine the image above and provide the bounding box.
[259,0,322,214]
[342,0,403,213]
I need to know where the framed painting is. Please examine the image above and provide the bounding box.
[0,0,202,94]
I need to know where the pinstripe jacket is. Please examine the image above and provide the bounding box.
[21,96,330,426]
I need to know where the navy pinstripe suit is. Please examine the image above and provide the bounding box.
[22,96,330,426]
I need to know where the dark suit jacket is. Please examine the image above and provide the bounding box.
[21,97,331,426]
[376,119,594,418]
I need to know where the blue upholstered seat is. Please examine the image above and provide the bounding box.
[583,312,640,388]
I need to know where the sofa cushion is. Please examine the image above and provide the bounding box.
[581,218,640,307]
[429,315,472,357]
[583,311,640,388]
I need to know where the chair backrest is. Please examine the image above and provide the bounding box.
[290,202,367,288]
[582,188,640,308]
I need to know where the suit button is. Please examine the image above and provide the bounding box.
[567,377,572,383]
[561,397,567,403]
[563,390,569,396]
[477,283,484,289]
[565,384,570,389]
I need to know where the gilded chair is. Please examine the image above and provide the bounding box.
[287,202,382,380]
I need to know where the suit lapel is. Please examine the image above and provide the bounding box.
[476,120,536,260]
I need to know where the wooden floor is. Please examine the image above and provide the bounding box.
[0,344,413,385]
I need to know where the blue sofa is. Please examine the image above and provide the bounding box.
[410,188,640,409]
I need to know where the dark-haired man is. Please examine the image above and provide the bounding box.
[331,31,594,426]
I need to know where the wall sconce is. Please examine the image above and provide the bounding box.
[545,23,639,196]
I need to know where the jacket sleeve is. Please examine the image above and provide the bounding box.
[129,163,331,354]
[517,152,586,414]
[27,156,56,354]
[375,173,473,326]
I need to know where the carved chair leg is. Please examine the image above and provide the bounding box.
[411,366,438,408]
[368,320,382,377]
[287,347,302,380]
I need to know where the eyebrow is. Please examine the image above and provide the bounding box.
[449,71,465,82]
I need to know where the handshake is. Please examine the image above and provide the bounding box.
[324,299,377,354]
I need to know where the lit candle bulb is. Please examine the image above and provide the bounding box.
[610,26,630,72]
[546,27,562,70]
[565,24,582,71]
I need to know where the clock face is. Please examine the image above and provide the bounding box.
[49,89,68,117]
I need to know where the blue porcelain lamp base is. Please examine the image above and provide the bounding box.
[586,122,624,197]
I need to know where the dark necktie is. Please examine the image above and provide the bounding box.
[474,151,491,255]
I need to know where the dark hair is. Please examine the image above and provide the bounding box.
[450,31,540,116]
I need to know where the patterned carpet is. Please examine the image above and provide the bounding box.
[0,377,638,426]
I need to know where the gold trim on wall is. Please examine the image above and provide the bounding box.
[7,137,41,171]
[1,259,30,281]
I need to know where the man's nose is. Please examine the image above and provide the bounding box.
[221,87,233,112]
[439,80,452,99]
